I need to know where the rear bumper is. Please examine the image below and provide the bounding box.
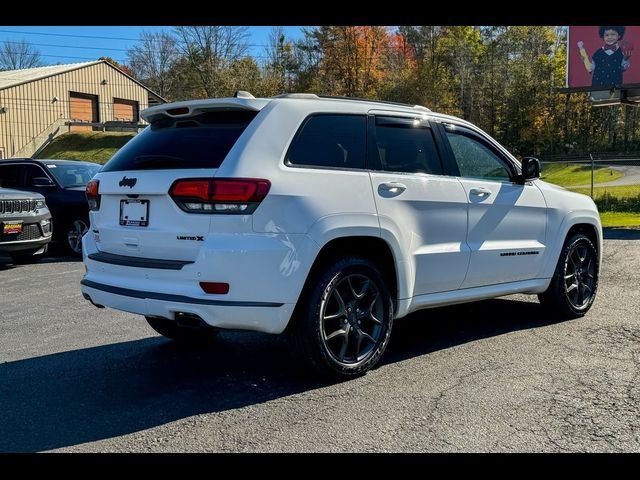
[81,279,294,334]
[80,229,318,334]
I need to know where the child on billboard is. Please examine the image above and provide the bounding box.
[577,26,634,87]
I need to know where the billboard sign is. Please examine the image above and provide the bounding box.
[568,26,640,90]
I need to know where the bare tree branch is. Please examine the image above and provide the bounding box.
[127,31,180,98]
[0,40,42,70]
[173,26,249,97]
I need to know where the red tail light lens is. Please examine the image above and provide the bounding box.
[86,179,101,211]
[170,180,210,200]
[199,282,230,294]
[210,180,269,202]
[169,178,270,214]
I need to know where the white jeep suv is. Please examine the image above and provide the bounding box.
[81,93,602,378]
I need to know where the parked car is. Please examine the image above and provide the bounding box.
[0,159,101,256]
[0,187,52,263]
[80,93,602,378]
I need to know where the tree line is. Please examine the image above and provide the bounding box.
[2,26,640,158]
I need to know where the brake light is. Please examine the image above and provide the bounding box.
[86,179,101,211]
[167,107,189,115]
[169,178,271,214]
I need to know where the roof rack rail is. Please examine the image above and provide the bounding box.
[271,93,320,99]
[317,95,430,112]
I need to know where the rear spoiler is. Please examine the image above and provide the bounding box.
[141,98,270,124]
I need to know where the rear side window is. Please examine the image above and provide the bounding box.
[286,114,366,169]
[373,116,443,175]
[101,110,258,172]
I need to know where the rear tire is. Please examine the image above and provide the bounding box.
[145,316,219,342]
[289,256,393,379]
[538,233,599,319]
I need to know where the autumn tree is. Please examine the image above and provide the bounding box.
[288,28,325,93]
[395,26,454,111]
[438,26,484,120]
[317,26,390,97]
[378,32,418,104]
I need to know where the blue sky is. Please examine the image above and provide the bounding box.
[0,26,305,66]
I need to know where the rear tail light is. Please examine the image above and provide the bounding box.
[199,282,230,294]
[169,178,270,214]
[86,179,101,211]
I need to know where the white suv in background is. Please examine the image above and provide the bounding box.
[81,93,602,378]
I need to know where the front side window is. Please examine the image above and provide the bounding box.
[445,129,512,180]
[286,115,366,169]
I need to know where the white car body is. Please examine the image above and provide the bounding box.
[81,94,602,345]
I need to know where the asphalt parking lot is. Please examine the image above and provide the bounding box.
[1,229,639,452]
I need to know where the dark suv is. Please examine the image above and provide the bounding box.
[0,187,52,263]
[0,159,101,255]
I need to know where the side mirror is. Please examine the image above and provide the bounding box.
[31,177,55,187]
[521,157,541,182]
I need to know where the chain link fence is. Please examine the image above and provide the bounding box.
[539,154,640,218]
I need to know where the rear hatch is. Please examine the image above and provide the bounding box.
[91,105,260,261]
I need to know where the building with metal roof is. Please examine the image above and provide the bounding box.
[0,60,164,158]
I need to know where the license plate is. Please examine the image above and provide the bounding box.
[119,199,149,226]
[2,221,23,234]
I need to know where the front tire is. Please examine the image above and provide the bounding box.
[290,256,394,379]
[538,233,599,319]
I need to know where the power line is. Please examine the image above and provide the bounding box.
[0,39,273,53]
[0,29,142,42]
[0,29,284,49]
[1,39,131,53]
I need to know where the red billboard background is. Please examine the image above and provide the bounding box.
[568,26,640,89]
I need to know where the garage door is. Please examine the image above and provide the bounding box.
[70,92,98,131]
[113,98,138,122]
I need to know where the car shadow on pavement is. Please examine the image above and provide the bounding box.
[384,298,556,365]
[0,254,81,268]
[0,297,556,452]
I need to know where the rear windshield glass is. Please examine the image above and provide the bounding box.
[101,110,258,172]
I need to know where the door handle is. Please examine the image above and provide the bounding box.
[379,182,407,195]
[470,187,492,198]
